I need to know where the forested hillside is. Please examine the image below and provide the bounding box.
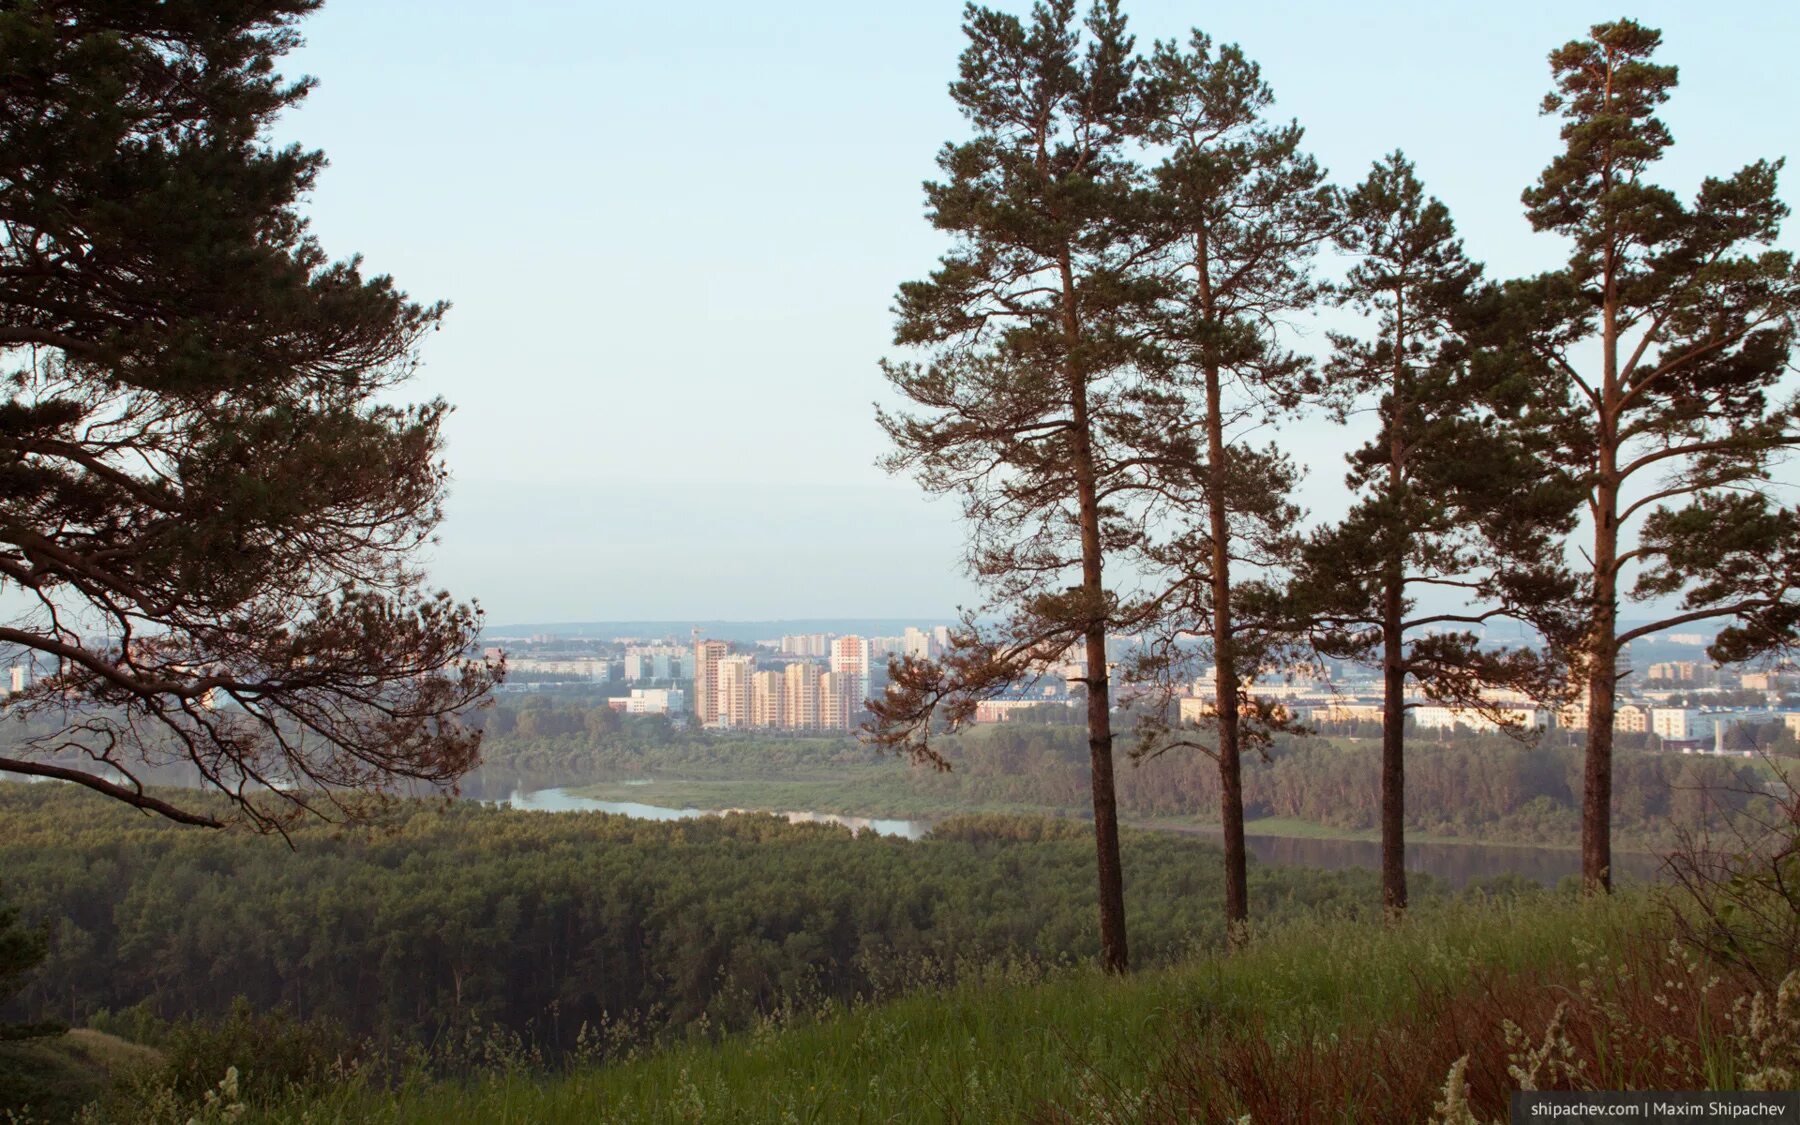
[0,784,1386,1054]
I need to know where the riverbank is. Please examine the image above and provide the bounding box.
[569,773,1043,820]
[567,776,1673,857]
[532,785,1669,887]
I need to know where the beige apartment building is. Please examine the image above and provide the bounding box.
[819,671,854,731]
[784,662,822,730]
[1413,704,1545,733]
[715,655,756,727]
[750,670,785,728]
[1307,702,1384,725]
[1555,700,1649,733]
[691,639,729,724]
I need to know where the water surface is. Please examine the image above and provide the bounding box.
[505,787,929,840]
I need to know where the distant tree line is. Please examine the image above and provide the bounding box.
[464,715,1779,852]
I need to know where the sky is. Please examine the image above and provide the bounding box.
[271,0,1800,626]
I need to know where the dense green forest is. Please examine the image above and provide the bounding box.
[468,710,1785,850]
[0,784,1397,1057]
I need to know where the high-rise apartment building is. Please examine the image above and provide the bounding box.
[902,627,936,661]
[750,670,785,728]
[829,635,870,710]
[784,662,822,730]
[780,633,830,657]
[692,639,729,724]
[819,671,853,731]
[716,655,756,727]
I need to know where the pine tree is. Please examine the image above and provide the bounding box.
[1508,19,1800,890]
[871,0,1169,974]
[1290,153,1575,912]
[0,2,497,828]
[1136,34,1338,933]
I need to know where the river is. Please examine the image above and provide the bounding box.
[501,787,1670,888]
[505,787,930,840]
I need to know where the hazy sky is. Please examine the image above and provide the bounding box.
[274,1,1800,626]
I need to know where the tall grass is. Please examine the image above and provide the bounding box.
[189,891,1652,1124]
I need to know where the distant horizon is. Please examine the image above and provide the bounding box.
[482,616,1724,640]
[484,617,959,637]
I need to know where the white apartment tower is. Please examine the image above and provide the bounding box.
[902,627,936,661]
[780,633,830,657]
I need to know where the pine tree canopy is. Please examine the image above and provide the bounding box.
[0,1,496,829]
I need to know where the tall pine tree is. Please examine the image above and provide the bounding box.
[1291,153,1575,912]
[1507,20,1800,890]
[871,0,1167,974]
[1136,34,1337,933]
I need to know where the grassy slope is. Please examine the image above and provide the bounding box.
[0,1030,161,1122]
[249,892,1653,1124]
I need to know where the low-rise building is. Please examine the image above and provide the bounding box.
[608,688,685,715]
[974,698,1075,724]
[1306,702,1384,725]
[1556,700,1650,733]
[509,657,608,680]
[1413,705,1545,733]
[1651,708,1710,740]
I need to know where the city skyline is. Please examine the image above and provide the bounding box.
[486,621,1798,754]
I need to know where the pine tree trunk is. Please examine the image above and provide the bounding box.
[1584,284,1621,894]
[1382,294,1409,915]
[1084,622,1128,973]
[1062,256,1129,973]
[1191,224,1247,941]
[1205,361,1248,939]
[1381,572,1407,913]
[1584,478,1619,893]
